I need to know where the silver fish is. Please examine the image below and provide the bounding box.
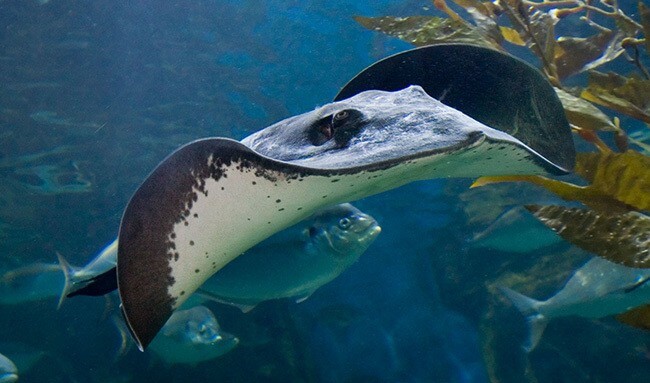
[0,352,17,383]
[470,207,562,253]
[148,305,238,365]
[501,257,650,351]
[0,263,63,306]
[196,203,381,311]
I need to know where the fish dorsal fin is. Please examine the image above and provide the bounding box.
[616,304,650,331]
[194,288,257,313]
[295,290,316,304]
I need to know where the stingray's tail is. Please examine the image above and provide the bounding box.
[499,286,547,352]
[55,252,80,309]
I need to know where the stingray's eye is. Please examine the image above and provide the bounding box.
[338,217,351,230]
[332,109,364,147]
[333,110,349,121]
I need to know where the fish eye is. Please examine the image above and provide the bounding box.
[338,217,351,229]
[333,110,349,121]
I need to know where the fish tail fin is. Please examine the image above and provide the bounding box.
[110,312,133,359]
[499,286,546,352]
[524,314,548,352]
[55,251,78,309]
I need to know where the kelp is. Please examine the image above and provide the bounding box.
[356,0,650,269]
[581,71,650,124]
[554,88,617,132]
[353,15,499,49]
[472,150,650,213]
[525,205,650,268]
[359,6,650,376]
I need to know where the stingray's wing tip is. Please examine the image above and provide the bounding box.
[116,138,249,350]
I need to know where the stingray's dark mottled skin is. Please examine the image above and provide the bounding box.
[335,44,575,173]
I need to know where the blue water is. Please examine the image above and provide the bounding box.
[0,1,649,382]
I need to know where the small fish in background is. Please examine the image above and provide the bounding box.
[0,240,117,308]
[196,202,381,311]
[148,305,239,365]
[69,203,381,312]
[470,206,563,253]
[0,353,17,383]
[0,342,46,377]
[0,263,63,306]
[501,256,650,352]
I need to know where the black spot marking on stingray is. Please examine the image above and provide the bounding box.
[276,199,281,203]
[221,186,225,191]
[189,240,194,246]
[297,207,303,211]
[247,217,251,221]
[331,179,340,183]
[267,221,272,224]
[184,221,189,226]
[278,208,285,211]
[180,291,185,296]
[174,253,179,261]
[322,195,327,199]
[169,242,176,250]
[193,213,198,218]
[194,269,200,273]
[252,181,257,185]
[267,195,270,198]
[170,232,176,239]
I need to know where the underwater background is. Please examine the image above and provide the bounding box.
[1,0,649,382]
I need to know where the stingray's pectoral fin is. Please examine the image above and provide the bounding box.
[117,138,346,350]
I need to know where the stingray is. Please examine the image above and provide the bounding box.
[117,44,575,350]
